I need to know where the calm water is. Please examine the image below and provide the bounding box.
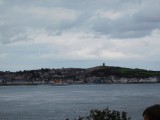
[0,84,160,120]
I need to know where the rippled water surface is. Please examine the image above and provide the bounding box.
[0,84,160,120]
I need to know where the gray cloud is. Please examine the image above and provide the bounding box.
[1,0,160,44]
[0,0,80,44]
[0,0,160,71]
[89,0,160,38]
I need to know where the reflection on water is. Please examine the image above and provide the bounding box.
[0,84,160,120]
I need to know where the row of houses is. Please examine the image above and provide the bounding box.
[50,76,160,85]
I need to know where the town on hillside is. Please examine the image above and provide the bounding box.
[0,64,160,85]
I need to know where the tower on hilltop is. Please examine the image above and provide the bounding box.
[103,63,105,67]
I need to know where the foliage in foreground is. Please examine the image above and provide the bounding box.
[66,107,131,120]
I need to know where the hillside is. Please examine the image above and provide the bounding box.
[87,66,160,78]
[0,65,160,85]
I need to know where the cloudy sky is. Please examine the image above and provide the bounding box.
[0,0,160,71]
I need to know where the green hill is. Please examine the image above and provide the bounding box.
[87,66,160,78]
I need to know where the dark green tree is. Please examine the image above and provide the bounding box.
[66,107,131,120]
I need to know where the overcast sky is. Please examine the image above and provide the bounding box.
[0,0,160,71]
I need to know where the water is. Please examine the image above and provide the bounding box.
[0,84,160,120]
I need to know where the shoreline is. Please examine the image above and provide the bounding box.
[0,82,159,86]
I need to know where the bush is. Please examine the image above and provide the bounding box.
[66,107,131,120]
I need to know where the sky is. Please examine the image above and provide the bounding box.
[0,0,160,71]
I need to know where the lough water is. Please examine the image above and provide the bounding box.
[0,84,160,120]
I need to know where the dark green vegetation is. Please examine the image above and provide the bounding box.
[89,66,160,78]
[66,107,131,120]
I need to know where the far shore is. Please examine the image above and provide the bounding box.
[0,82,159,86]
